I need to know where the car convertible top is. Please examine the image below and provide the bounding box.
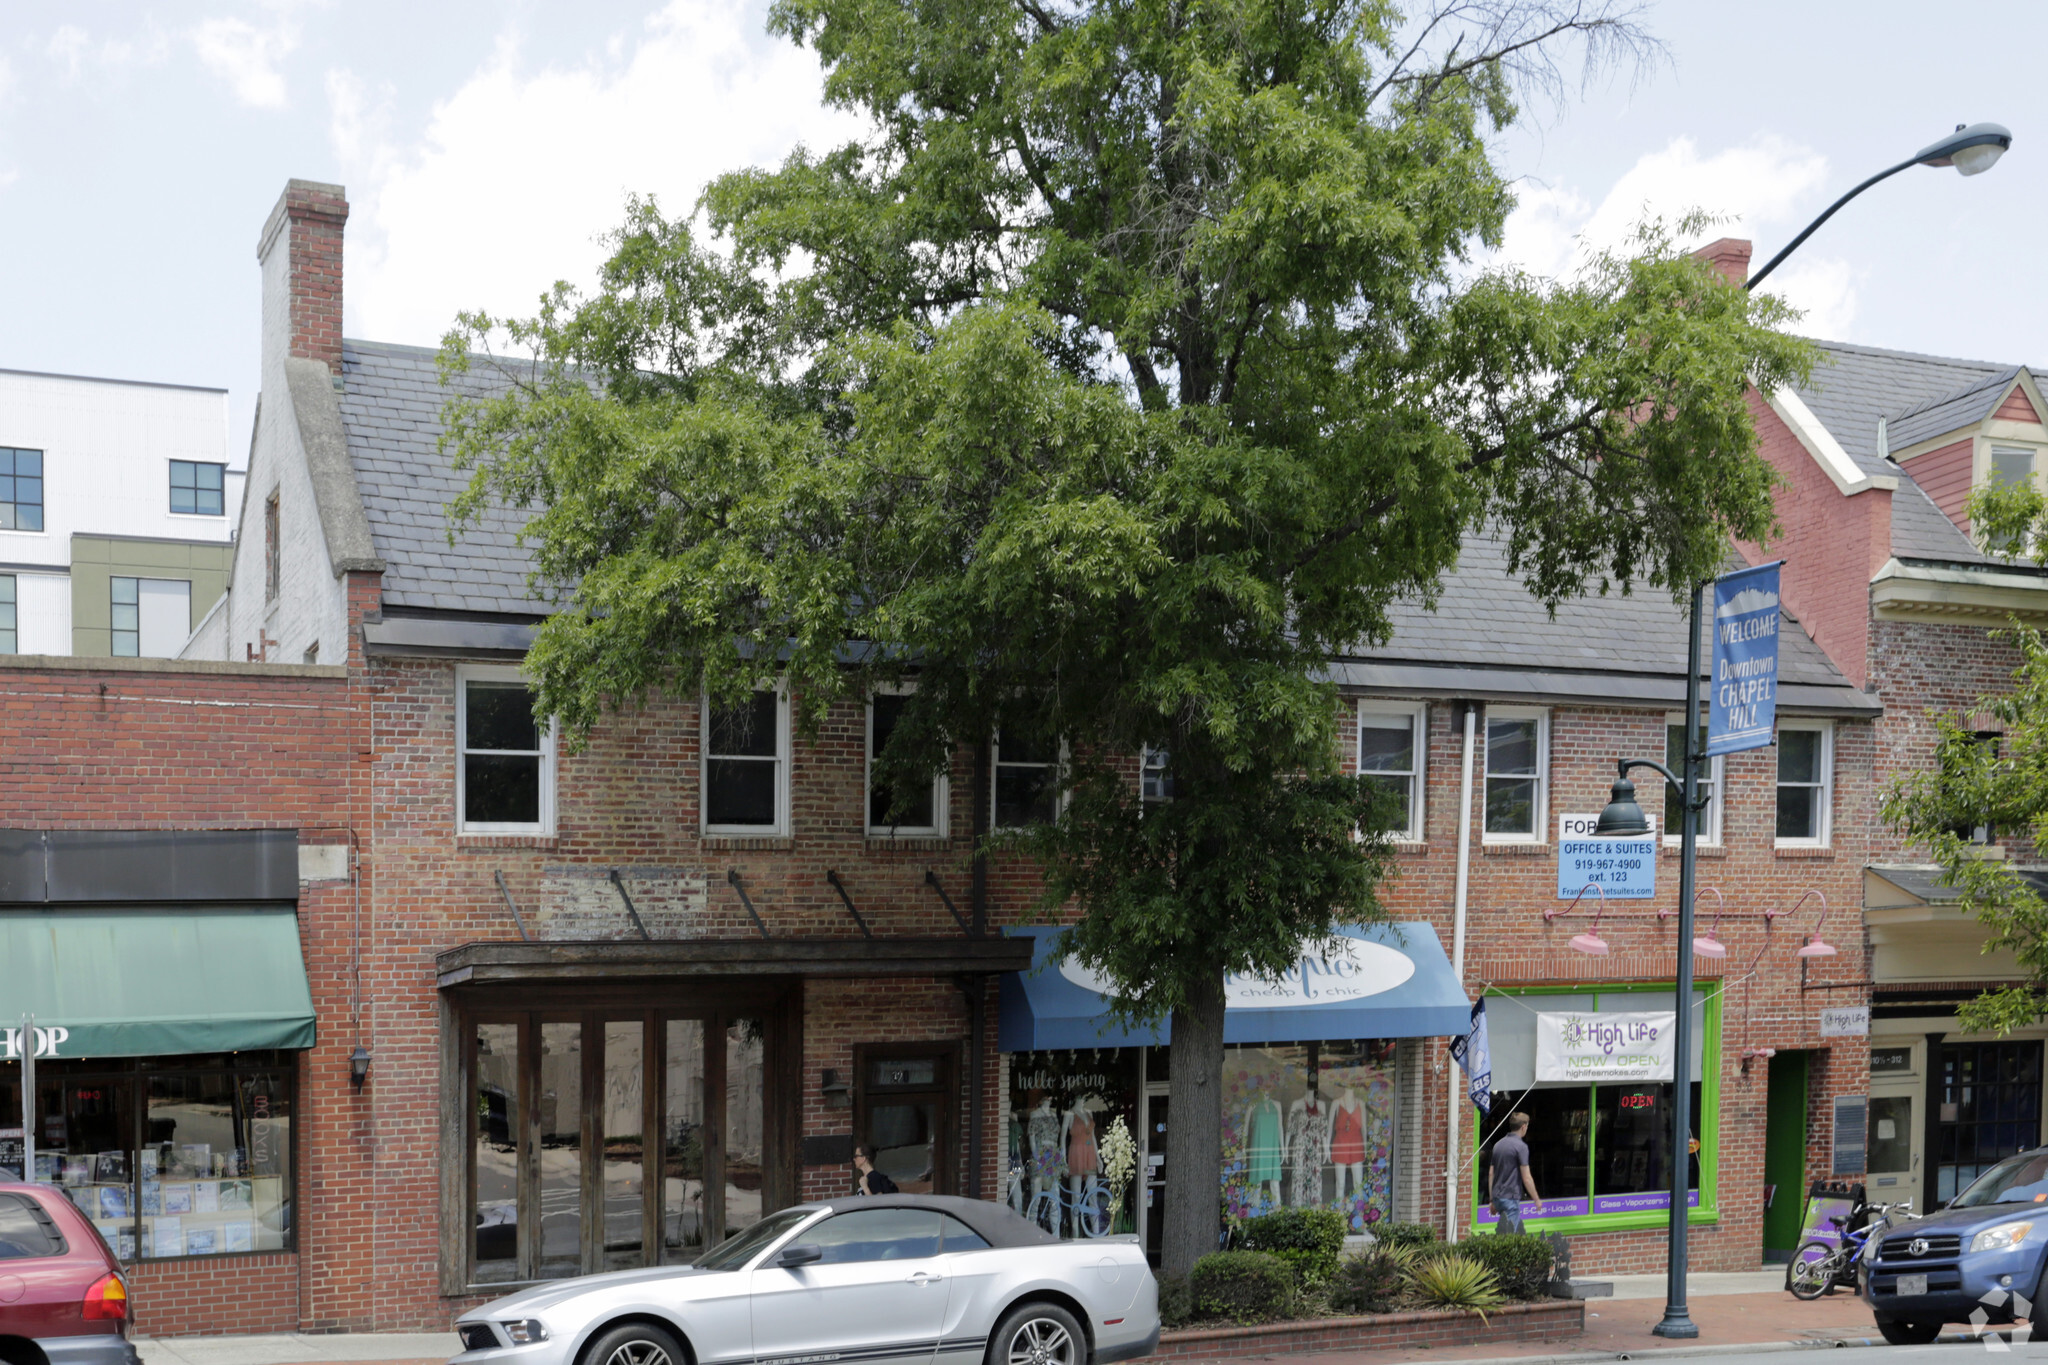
[796,1194,1061,1250]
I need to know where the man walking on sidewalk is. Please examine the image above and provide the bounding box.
[1491,1112,1538,1234]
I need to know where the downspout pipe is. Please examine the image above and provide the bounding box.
[1445,701,1478,1243]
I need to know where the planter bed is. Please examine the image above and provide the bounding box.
[1154,1299,1586,1360]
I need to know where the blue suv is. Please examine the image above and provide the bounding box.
[1862,1148,2048,1344]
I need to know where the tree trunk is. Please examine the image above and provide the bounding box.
[1160,967,1227,1277]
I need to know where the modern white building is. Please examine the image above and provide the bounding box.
[0,367,242,657]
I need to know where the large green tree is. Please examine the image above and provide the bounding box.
[442,0,1811,1270]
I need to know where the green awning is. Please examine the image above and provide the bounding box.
[0,908,316,1059]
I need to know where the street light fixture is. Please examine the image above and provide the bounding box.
[1607,121,2012,1342]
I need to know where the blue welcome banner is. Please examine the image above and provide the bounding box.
[1707,562,1782,757]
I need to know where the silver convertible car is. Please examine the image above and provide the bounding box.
[449,1195,1160,1365]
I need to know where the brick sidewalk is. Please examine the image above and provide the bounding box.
[1204,1290,1889,1364]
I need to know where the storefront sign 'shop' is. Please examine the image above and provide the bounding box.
[1534,1011,1676,1083]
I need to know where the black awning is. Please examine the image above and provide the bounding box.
[436,935,1032,988]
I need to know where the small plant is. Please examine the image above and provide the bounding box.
[1240,1206,1348,1288]
[1376,1220,1441,1249]
[1190,1249,1297,1323]
[1409,1254,1506,1313]
[1156,1271,1193,1328]
[1459,1233,1554,1299]
[1328,1246,1410,1315]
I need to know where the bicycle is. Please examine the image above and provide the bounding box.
[1025,1177,1115,1239]
[1787,1200,1915,1299]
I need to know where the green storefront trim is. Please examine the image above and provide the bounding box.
[0,907,316,1059]
[1468,981,1722,1236]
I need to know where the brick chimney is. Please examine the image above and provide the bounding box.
[1695,237,1751,287]
[256,179,349,376]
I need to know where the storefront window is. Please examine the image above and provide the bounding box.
[462,1008,772,1286]
[1474,986,1716,1229]
[0,1053,295,1262]
[1007,1050,1139,1238]
[1223,1041,1396,1231]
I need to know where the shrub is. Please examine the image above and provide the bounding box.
[1156,1272,1193,1328]
[1240,1207,1348,1288]
[1328,1246,1410,1315]
[1409,1254,1505,1313]
[1376,1221,1441,1249]
[1190,1249,1297,1323]
[1459,1233,1555,1300]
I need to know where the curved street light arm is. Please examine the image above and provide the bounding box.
[1617,756,1710,813]
[1746,155,1922,292]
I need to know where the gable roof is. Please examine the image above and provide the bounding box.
[340,340,542,617]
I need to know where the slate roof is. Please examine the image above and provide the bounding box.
[1345,532,1852,689]
[339,340,544,616]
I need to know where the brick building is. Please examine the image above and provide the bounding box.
[1708,236,2048,1225]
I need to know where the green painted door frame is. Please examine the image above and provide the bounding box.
[1763,1050,1811,1257]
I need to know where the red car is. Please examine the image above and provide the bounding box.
[0,1182,139,1365]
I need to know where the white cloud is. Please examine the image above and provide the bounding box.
[332,0,867,348]
[47,22,171,83]
[193,14,298,109]
[1497,135,1859,335]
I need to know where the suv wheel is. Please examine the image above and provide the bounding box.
[1874,1316,1943,1346]
[580,1322,688,1365]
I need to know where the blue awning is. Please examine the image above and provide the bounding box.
[998,921,1472,1051]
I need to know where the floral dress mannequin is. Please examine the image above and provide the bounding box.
[1287,1091,1331,1206]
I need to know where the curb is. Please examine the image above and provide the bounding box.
[1391,1326,2027,1365]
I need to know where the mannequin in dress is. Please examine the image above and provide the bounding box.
[1243,1094,1284,1209]
[1287,1088,1331,1206]
[1028,1096,1064,1212]
[1065,1094,1102,1234]
[1328,1086,1367,1206]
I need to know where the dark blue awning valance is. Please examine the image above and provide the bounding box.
[998,921,1471,1051]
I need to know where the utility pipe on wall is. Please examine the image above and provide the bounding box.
[1445,702,1477,1243]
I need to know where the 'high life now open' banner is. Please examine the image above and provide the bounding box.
[1707,561,1782,757]
[1535,1011,1676,1082]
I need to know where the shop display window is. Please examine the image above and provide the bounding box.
[1222,1041,1396,1231]
[662,1020,706,1261]
[0,1053,295,1263]
[725,1022,764,1233]
[1006,1050,1139,1238]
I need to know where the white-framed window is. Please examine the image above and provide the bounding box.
[1775,721,1833,847]
[866,690,947,836]
[1357,701,1426,842]
[991,729,1062,829]
[1482,707,1547,842]
[0,573,14,654]
[457,665,556,834]
[704,687,791,834]
[1662,715,1723,847]
[1140,746,1174,804]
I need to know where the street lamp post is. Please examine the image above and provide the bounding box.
[1591,119,2013,1341]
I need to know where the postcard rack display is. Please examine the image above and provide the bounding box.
[44,1143,287,1260]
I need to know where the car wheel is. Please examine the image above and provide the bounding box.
[580,1322,689,1365]
[1875,1316,1944,1346]
[989,1301,1085,1365]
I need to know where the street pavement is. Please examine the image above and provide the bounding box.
[125,1276,2015,1365]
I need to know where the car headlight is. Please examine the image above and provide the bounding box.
[1971,1221,2035,1254]
[501,1319,550,1345]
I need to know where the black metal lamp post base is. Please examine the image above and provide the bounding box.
[1651,1312,1700,1339]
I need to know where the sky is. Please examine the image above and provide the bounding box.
[0,1,2041,462]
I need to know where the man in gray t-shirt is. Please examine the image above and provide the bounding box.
[1490,1112,1539,1235]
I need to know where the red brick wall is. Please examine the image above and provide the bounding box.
[128,1254,299,1337]
[1357,699,1873,1273]
[280,182,348,375]
[1737,392,1892,689]
[1901,439,1975,532]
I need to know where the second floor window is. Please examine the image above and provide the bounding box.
[705,689,788,833]
[992,730,1060,828]
[110,576,191,658]
[458,670,554,833]
[1140,746,1174,804]
[0,447,43,532]
[1776,722,1833,846]
[1663,720,1723,845]
[1483,709,1546,841]
[1357,703,1425,841]
[867,693,945,835]
[0,574,14,653]
[170,460,226,516]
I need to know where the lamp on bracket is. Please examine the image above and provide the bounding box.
[1692,887,1729,959]
[1547,882,1610,956]
[1788,888,1836,958]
